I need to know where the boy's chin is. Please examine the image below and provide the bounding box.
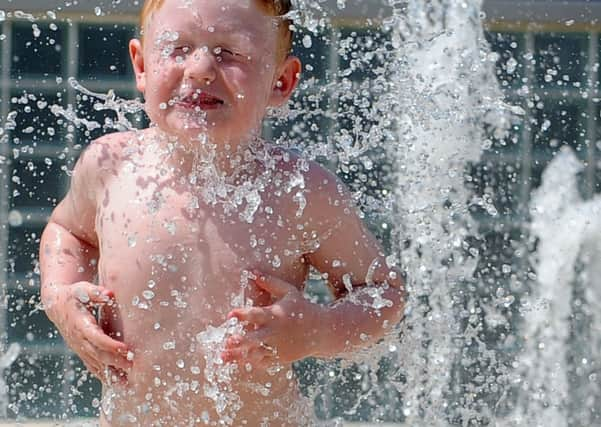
[166,124,248,145]
[156,117,253,145]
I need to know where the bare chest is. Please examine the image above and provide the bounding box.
[95,165,308,311]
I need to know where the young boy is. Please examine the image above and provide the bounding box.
[39,0,404,425]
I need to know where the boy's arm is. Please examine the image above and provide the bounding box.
[297,165,405,357]
[39,139,131,380]
[224,163,404,365]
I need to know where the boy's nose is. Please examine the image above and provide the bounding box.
[184,49,217,84]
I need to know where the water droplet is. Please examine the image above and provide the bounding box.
[271,255,281,268]
[75,289,90,304]
[503,295,515,308]
[302,35,312,49]
[143,290,155,300]
[126,351,135,361]
[8,210,23,227]
[128,235,137,247]
[94,7,102,16]
[342,273,353,293]
[163,341,176,351]
[163,221,176,235]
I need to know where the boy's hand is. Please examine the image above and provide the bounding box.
[45,282,132,383]
[223,272,323,369]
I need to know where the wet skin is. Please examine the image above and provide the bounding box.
[39,0,404,424]
[92,129,313,425]
[41,125,401,425]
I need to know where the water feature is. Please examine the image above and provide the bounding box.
[0,0,599,425]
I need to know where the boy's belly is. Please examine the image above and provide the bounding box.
[96,249,308,425]
[99,378,311,427]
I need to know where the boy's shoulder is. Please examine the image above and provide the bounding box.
[265,145,355,220]
[265,145,344,195]
[76,130,144,176]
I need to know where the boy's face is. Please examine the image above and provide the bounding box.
[130,0,299,145]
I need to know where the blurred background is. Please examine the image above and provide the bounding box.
[0,0,599,423]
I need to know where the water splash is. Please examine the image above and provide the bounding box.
[506,147,601,426]
[196,318,245,426]
[357,1,515,424]
[0,343,21,418]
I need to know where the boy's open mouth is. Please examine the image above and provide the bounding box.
[177,92,225,111]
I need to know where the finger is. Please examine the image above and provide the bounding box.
[246,346,276,370]
[83,324,129,356]
[79,354,102,378]
[251,271,297,299]
[244,329,270,346]
[222,343,273,366]
[92,345,133,371]
[221,347,248,363]
[87,285,115,305]
[224,335,245,350]
[228,307,271,326]
[84,363,102,380]
[74,341,104,377]
[107,367,128,385]
[72,283,111,305]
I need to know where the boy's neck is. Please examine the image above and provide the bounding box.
[148,125,265,178]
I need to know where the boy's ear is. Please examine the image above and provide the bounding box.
[129,39,146,94]
[269,55,301,107]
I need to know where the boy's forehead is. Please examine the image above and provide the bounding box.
[152,0,274,32]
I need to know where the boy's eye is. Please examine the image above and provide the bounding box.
[214,47,232,56]
[173,46,190,55]
[214,47,248,61]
